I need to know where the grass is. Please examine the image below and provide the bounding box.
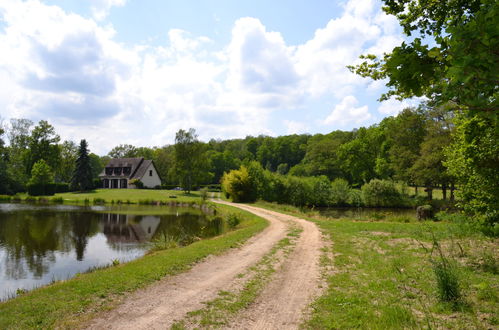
[254,201,498,329]
[12,189,202,205]
[0,203,268,329]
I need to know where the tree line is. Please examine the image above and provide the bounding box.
[0,103,459,198]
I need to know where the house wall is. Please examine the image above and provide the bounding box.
[139,163,161,188]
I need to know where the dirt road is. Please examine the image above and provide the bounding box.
[86,202,324,329]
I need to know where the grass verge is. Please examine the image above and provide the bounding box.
[254,201,498,329]
[0,204,268,329]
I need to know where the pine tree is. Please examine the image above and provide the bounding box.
[71,140,93,191]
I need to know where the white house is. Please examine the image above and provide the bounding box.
[99,157,162,189]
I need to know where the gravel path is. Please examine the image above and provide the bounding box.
[85,201,324,330]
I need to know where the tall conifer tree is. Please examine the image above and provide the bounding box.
[71,139,93,191]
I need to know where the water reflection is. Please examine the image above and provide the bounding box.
[0,204,222,300]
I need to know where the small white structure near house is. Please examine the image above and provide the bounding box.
[99,157,161,189]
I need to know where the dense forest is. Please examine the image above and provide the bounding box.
[0,103,454,195]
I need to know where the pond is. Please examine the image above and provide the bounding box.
[0,203,222,301]
[317,207,416,220]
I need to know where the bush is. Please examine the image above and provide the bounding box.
[54,183,70,193]
[27,183,56,196]
[361,179,405,207]
[93,178,102,189]
[130,179,144,189]
[221,166,257,202]
[330,178,351,206]
[226,213,241,228]
[348,189,363,206]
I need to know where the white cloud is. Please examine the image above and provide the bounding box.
[283,120,309,135]
[0,0,407,154]
[378,97,413,115]
[89,0,126,21]
[325,95,371,126]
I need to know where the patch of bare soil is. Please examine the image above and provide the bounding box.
[224,208,325,329]
[85,201,288,330]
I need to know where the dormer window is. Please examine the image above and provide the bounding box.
[114,167,122,175]
[123,167,131,175]
[105,167,113,175]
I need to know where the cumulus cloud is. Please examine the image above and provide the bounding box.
[90,0,126,21]
[0,0,406,153]
[378,97,414,115]
[325,95,371,126]
[284,120,309,135]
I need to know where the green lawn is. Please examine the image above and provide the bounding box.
[14,188,203,204]
[0,203,268,329]
[255,201,498,329]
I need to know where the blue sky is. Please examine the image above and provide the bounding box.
[0,0,416,154]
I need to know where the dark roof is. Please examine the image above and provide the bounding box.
[99,157,160,181]
[99,157,144,179]
[105,157,143,168]
[131,159,152,179]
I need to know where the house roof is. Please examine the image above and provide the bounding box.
[99,157,161,182]
[131,159,152,179]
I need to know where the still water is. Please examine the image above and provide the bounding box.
[0,203,222,300]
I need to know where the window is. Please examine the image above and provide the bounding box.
[149,170,153,176]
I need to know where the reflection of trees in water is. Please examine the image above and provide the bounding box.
[152,213,223,246]
[0,210,99,279]
[0,207,221,280]
[70,213,99,261]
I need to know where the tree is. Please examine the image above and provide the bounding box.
[445,114,498,231]
[28,159,53,185]
[383,108,426,184]
[173,129,211,193]
[57,140,78,183]
[26,120,61,176]
[411,104,456,200]
[338,126,385,186]
[0,125,12,194]
[108,144,138,158]
[350,0,498,229]
[7,118,33,186]
[71,140,94,191]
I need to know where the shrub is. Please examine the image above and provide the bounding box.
[348,189,363,206]
[93,198,105,205]
[284,175,314,206]
[221,166,257,202]
[330,178,351,206]
[226,213,241,228]
[27,183,56,196]
[361,179,404,207]
[54,183,70,193]
[130,179,144,189]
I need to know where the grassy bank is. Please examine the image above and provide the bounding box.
[255,201,498,329]
[0,203,268,329]
[2,189,202,204]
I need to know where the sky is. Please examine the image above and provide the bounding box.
[0,0,417,155]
